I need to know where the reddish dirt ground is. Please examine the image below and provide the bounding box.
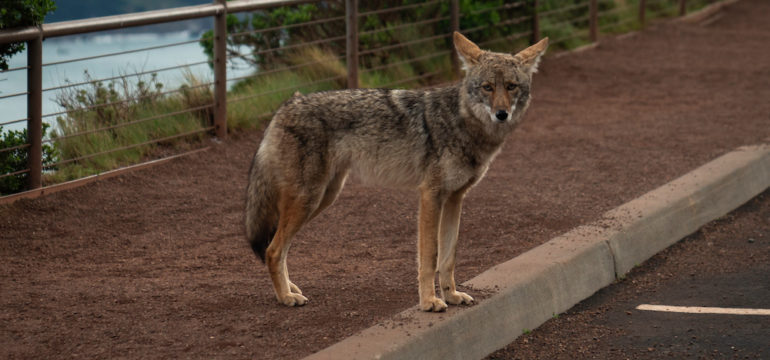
[1,1,769,358]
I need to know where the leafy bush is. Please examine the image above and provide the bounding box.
[0,124,58,195]
[0,0,56,70]
[49,71,211,181]
[199,3,342,72]
[57,70,165,128]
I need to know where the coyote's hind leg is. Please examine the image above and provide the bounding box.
[265,190,314,306]
[266,170,346,306]
[309,170,349,222]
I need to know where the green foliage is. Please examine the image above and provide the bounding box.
[537,0,594,50]
[456,0,505,41]
[49,71,211,182]
[199,1,530,72]
[0,0,56,70]
[200,3,343,71]
[223,44,450,130]
[0,124,58,195]
[226,46,347,129]
[596,0,638,34]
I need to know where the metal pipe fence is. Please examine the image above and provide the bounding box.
[0,0,705,199]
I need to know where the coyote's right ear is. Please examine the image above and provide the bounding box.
[453,32,483,71]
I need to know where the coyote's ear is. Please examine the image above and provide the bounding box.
[514,37,549,74]
[453,32,483,71]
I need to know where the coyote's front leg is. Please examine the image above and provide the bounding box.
[417,188,448,312]
[438,188,474,306]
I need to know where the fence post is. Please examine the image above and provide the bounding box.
[346,0,359,89]
[27,33,42,190]
[213,0,227,139]
[450,0,460,79]
[589,0,598,42]
[532,0,540,43]
[639,0,647,27]
[679,0,687,16]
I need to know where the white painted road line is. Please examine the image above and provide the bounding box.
[636,304,770,316]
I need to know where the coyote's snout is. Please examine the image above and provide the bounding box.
[245,32,548,311]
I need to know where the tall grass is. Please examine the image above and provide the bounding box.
[597,0,643,35]
[226,47,348,129]
[225,38,454,130]
[47,71,212,182]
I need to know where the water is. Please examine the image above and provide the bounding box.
[0,31,254,132]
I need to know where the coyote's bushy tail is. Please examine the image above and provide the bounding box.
[244,156,278,262]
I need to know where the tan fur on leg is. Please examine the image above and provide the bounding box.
[288,281,302,295]
[309,170,349,222]
[417,187,448,312]
[438,188,474,305]
[266,191,311,306]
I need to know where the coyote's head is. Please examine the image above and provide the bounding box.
[454,32,548,125]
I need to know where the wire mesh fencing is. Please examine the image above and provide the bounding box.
[0,0,705,199]
[1,29,217,196]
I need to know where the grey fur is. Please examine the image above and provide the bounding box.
[244,32,548,309]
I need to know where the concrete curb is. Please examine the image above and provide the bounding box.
[304,144,769,360]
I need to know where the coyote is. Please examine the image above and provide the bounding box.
[245,32,548,312]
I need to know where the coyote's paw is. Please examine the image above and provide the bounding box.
[278,292,308,307]
[288,281,303,295]
[444,291,474,306]
[420,296,448,312]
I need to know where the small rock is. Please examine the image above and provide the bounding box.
[747,238,755,243]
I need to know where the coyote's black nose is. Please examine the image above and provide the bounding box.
[495,110,508,121]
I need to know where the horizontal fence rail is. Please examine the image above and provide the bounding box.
[1,0,707,199]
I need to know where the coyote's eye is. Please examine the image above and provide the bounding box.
[506,83,518,91]
[482,84,493,92]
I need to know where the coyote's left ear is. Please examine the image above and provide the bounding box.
[514,37,549,74]
[453,31,483,71]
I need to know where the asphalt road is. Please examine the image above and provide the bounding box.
[487,190,770,359]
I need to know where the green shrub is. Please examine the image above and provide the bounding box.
[49,71,211,182]
[0,123,58,195]
[0,0,56,70]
